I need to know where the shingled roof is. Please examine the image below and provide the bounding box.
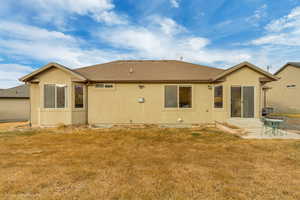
[74,60,225,82]
[0,85,29,98]
[20,60,277,83]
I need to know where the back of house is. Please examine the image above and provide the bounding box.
[267,62,300,114]
[20,60,277,127]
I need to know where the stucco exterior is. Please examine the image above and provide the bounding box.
[267,65,300,113]
[26,64,270,127]
[212,67,263,121]
[30,67,87,127]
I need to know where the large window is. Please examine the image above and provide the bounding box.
[214,85,223,108]
[44,84,67,108]
[164,85,192,108]
[75,85,84,108]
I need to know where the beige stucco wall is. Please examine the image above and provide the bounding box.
[224,67,263,119]
[88,83,214,125]
[267,65,300,113]
[0,98,29,122]
[88,67,265,125]
[30,67,87,127]
[30,83,40,126]
[212,67,263,121]
[29,65,267,126]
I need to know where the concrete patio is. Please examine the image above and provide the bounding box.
[227,118,300,139]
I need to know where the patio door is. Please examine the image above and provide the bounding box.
[231,86,254,118]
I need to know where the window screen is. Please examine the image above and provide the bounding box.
[96,83,105,88]
[214,86,223,108]
[44,84,67,108]
[179,86,192,108]
[56,85,66,108]
[165,85,178,108]
[75,85,84,108]
[44,84,55,108]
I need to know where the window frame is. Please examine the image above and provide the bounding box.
[214,85,223,109]
[95,83,115,89]
[43,84,68,109]
[286,84,296,88]
[163,84,193,110]
[74,84,85,109]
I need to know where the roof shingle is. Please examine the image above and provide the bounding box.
[75,60,225,82]
[0,85,29,98]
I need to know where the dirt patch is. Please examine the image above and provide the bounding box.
[0,121,29,131]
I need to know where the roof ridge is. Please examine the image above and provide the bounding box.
[74,60,225,71]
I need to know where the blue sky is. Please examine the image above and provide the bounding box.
[0,0,300,88]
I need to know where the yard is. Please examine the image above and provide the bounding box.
[0,124,300,200]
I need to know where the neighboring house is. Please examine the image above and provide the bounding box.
[20,60,277,127]
[0,85,30,122]
[267,62,300,113]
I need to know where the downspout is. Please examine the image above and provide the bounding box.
[28,82,32,127]
[86,82,89,125]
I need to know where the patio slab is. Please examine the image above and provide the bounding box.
[227,118,300,139]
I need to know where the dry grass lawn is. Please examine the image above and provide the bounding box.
[0,126,299,200]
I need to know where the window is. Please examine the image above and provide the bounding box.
[96,83,114,88]
[164,85,192,108]
[214,85,223,108]
[44,84,55,108]
[44,84,67,108]
[75,85,84,108]
[179,86,192,108]
[165,85,178,108]
[287,84,296,88]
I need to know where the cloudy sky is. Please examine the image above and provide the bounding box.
[0,0,300,88]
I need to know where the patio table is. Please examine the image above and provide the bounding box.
[263,118,285,136]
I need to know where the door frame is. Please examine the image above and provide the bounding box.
[230,85,256,118]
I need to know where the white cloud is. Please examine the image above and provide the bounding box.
[266,7,300,32]
[0,64,35,88]
[245,6,300,72]
[0,0,127,26]
[150,16,186,35]
[0,21,129,68]
[170,0,180,8]
[246,4,268,26]
[98,17,250,64]
[252,6,300,46]
[0,17,255,88]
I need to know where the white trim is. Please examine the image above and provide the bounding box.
[43,83,68,110]
[20,63,86,82]
[163,84,194,111]
[213,84,224,109]
[229,85,256,118]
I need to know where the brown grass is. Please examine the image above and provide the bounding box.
[0,127,299,200]
[0,121,29,131]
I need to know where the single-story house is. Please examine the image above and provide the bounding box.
[0,85,30,122]
[267,62,300,113]
[20,60,278,127]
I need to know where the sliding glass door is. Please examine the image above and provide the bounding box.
[231,86,254,118]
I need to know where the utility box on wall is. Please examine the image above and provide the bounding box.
[138,97,145,103]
